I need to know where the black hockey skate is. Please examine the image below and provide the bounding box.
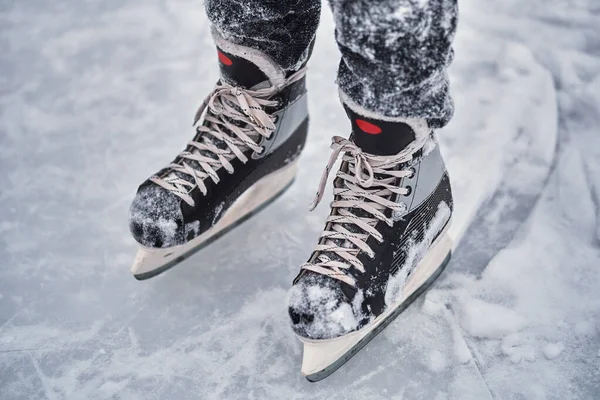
[129,34,309,280]
[288,100,453,381]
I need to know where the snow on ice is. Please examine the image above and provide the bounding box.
[543,343,564,360]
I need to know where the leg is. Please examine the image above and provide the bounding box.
[330,0,458,127]
[288,0,458,381]
[206,0,322,71]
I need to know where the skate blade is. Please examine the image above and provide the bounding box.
[300,228,453,382]
[131,160,298,280]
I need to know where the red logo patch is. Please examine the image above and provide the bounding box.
[217,50,233,66]
[356,119,382,135]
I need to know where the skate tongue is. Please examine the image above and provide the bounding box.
[216,47,272,89]
[343,104,418,156]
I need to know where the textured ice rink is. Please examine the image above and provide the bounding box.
[1,0,600,399]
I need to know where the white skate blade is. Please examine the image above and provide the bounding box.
[131,160,298,280]
[300,227,453,381]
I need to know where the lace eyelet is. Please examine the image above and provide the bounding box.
[403,185,412,196]
[272,115,279,124]
[408,167,416,178]
[269,97,282,109]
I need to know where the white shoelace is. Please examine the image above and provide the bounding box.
[302,136,423,287]
[151,68,307,207]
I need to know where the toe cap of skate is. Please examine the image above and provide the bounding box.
[287,273,359,340]
[129,185,186,248]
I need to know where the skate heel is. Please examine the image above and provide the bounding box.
[300,222,452,381]
[131,160,298,280]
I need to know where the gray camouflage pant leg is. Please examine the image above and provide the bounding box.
[206,0,458,127]
[330,0,458,127]
[205,0,322,71]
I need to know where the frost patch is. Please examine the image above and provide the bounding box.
[212,203,224,226]
[185,220,200,238]
[459,298,527,339]
[384,201,451,306]
[287,275,360,339]
[421,134,438,157]
[428,349,447,372]
[129,184,182,247]
[543,343,564,360]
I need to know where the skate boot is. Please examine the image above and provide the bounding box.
[288,99,453,381]
[129,33,310,280]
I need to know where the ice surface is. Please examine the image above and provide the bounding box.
[1,0,600,399]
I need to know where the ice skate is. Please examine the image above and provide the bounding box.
[288,98,453,381]
[129,33,310,280]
